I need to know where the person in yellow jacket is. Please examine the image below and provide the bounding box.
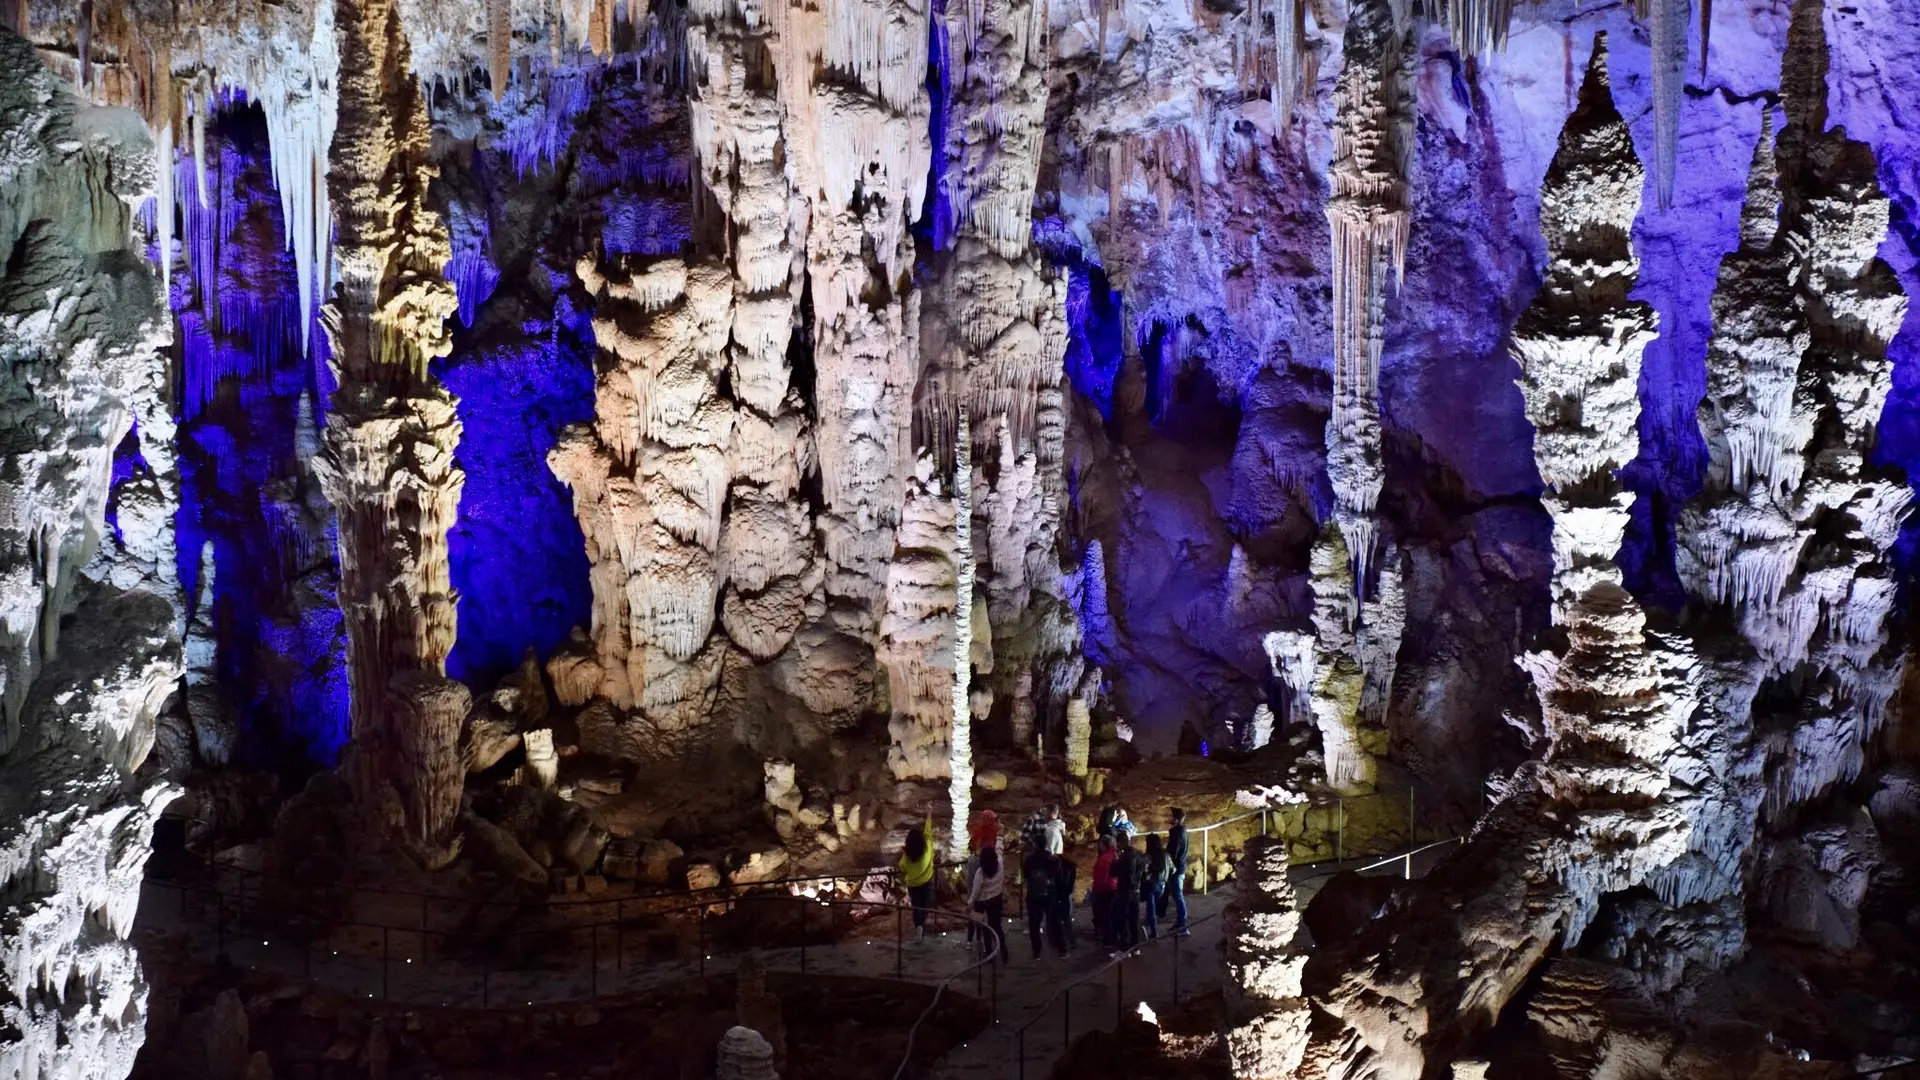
[900,808,937,941]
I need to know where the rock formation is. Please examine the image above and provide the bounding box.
[312,0,469,866]
[0,32,179,1077]
[1225,837,1310,1078]
[1298,38,1693,1076]
[1323,0,1411,588]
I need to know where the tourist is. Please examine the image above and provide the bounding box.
[901,810,937,941]
[1090,835,1118,946]
[1097,804,1119,840]
[1042,803,1066,855]
[1113,807,1138,842]
[1022,844,1066,958]
[1142,833,1170,939]
[969,808,1002,853]
[1112,837,1144,951]
[1053,848,1078,953]
[1164,807,1190,936]
[969,846,1008,963]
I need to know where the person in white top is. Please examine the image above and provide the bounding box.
[1041,803,1066,855]
[968,846,1008,963]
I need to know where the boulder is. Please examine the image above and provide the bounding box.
[687,861,723,892]
[728,848,789,886]
[463,708,521,774]
[974,769,1009,793]
[641,839,684,885]
[601,837,642,881]
[463,813,548,889]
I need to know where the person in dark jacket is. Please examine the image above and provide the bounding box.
[1111,839,1144,951]
[1142,833,1171,939]
[1053,848,1079,952]
[1090,836,1118,946]
[1164,807,1190,935]
[1023,845,1066,958]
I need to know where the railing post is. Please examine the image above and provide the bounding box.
[381,927,390,999]
[1018,1029,1027,1080]
[1260,807,1268,838]
[991,949,999,1025]
[1336,797,1345,863]
[483,951,491,1007]
[801,898,808,974]
[1063,985,1071,1045]
[215,890,225,960]
[896,905,904,980]
[1116,955,1125,1027]
[591,924,599,997]
[616,899,624,974]
[1201,829,1210,894]
[1404,852,1413,880]
[700,907,708,977]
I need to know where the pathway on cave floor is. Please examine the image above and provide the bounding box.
[922,862,1365,1080]
[137,856,1388,1076]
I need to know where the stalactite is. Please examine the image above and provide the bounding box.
[1650,0,1691,211]
[0,38,178,1078]
[489,0,512,100]
[1324,0,1410,589]
[1442,0,1513,55]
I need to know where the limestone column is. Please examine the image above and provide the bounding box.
[313,0,468,867]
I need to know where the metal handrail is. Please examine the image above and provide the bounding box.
[153,787,1420,926]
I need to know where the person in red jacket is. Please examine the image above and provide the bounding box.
[1089,835,1118,947]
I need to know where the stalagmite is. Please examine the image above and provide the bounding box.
[716,1026,779,1080]
[1226,838,1311,1079]
[1642,0,1910,986]
[690,0,821,673]
[1,34,179,1077]
[1299,40,1693,1077]
[947,410,976,861]
[1066,696,1092,779]
[312,0,468,867]
[919,0,1074,733]
[1323,0,1411,587]
[879,455,961,781]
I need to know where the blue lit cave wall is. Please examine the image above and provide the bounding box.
[138,0,1920,778]
[168,102,349,767]
[432,46,694,688]
[1039,3,1919,786]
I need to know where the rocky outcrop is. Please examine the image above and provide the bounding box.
[313,0,468,867]
[0,35,179,1076]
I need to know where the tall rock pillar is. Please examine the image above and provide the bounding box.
[314,0,468,867]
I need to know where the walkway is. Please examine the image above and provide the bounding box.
[138,842,1451,1078]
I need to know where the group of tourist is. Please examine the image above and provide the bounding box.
[896,800,1192,964]
[1087,806,1190,954]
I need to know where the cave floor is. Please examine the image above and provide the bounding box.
[133,853,1421,1077]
